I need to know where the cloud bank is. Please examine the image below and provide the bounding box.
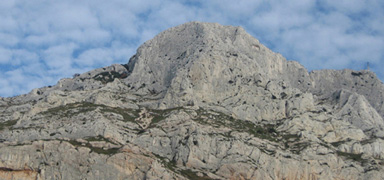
[0,0,383,97]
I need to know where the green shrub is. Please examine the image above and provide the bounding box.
[0,120,18,131]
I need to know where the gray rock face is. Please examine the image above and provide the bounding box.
[309,69,384,118]
[1,21,384,179]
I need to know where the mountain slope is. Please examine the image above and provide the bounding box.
[0,22,384,180]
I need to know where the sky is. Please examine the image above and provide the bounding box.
[0,0,383,97]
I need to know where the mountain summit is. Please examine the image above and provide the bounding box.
[1,22,384,179]
[125,22,311,112]
[126,22,384,123]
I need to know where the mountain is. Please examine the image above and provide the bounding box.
[1,21,384,180]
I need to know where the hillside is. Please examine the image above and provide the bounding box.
[1,22,384,180]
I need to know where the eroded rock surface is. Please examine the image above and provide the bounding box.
[1,22,384,180]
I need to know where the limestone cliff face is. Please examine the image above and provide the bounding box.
[309,69,384,118]
[125,22,315,121]
[0,22,384,180]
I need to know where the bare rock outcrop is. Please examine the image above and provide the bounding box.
[0,22,384,179]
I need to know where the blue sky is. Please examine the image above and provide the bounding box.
[0,0,383,97]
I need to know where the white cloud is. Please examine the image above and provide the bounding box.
[323,0,366,14]
[0,79,12,97]
[5,69,26,83]
[75,48,114,67]
[11,50,39,66]
[0,0,383,97]
[0,33,19,46]
[241,0,384,75]
[0,48,12,64]
[0,16,18,33]
[43,43,77,69]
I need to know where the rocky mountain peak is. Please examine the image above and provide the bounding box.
[125,22,270,93]
[123,22,384,121]
[124,22,310,110]
[1,22,384,179]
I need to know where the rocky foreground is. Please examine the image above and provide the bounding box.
[1,22,384,180]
